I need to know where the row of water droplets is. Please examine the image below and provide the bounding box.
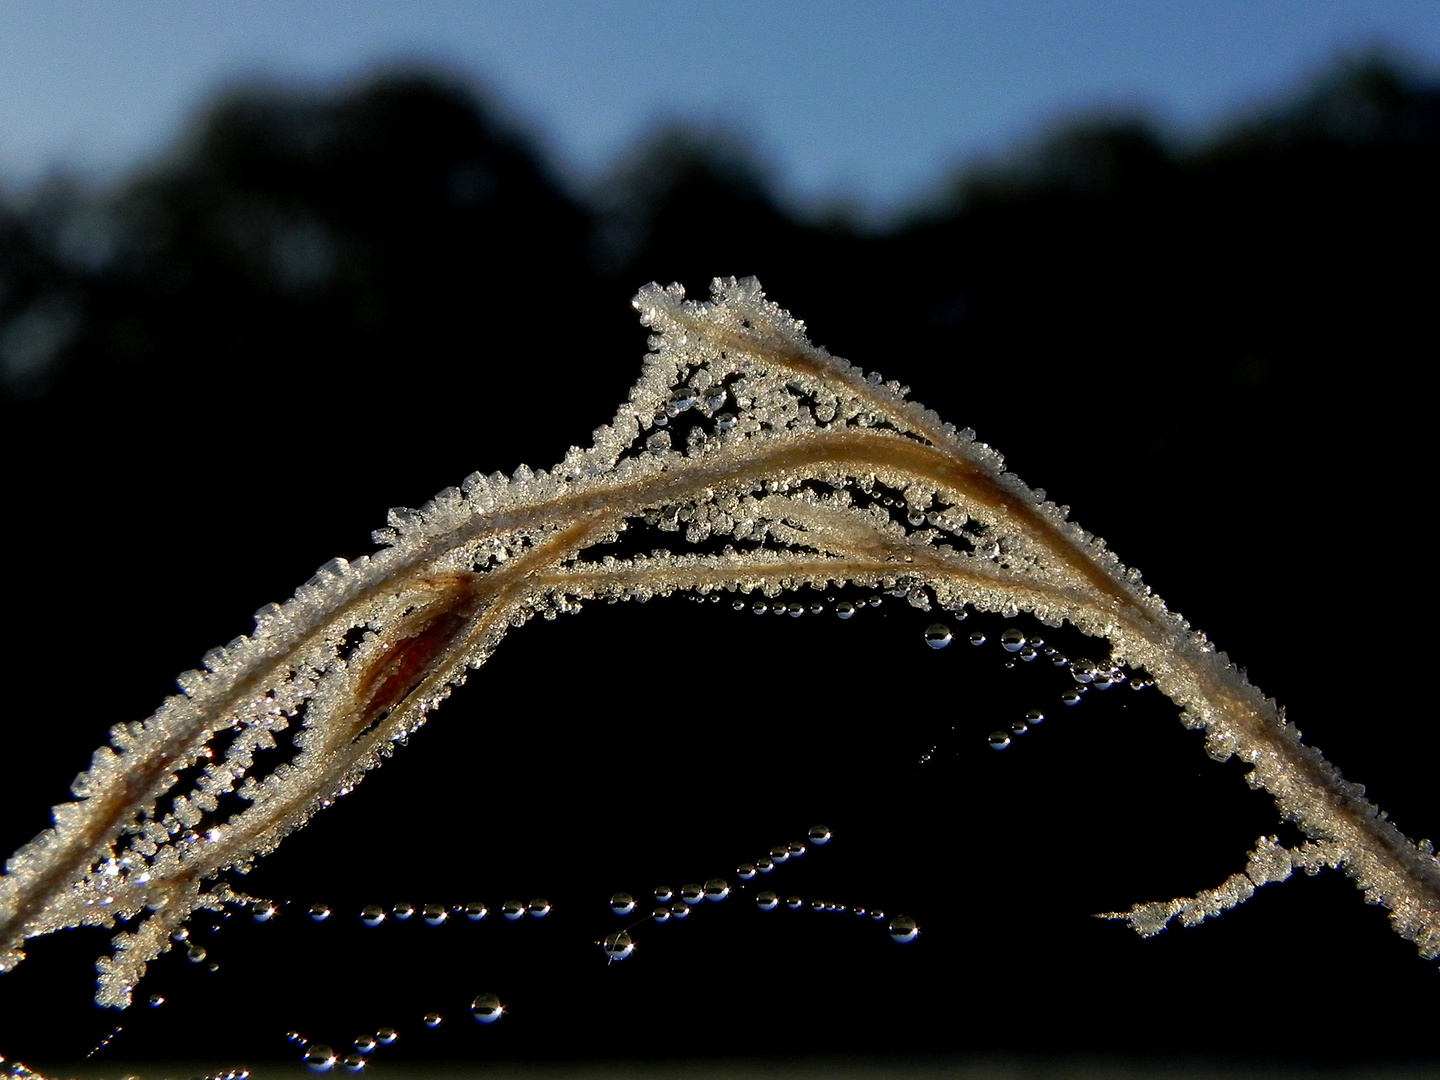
[599,824,919,964]
[919,619,1152,753]
[718,586,1152,757]
[124,895,545,1070]
[291,988,503,1075]
[272,896,547,1071]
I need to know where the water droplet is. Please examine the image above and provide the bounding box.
[786,896,804,910]
[807,824,832,845]
[988,731,1012,751]
[422,903,448,926]
[250,901,276,922]
[391,902,413,921]
[602,931,635,961]
[669,900,691,919]
[787,603,804,617]
[968,631,987,646]
[870,910,886,921]
[736,864,757,880]
[755,857,774,873]
[610,892,636,915]
[1000,629,1026,652]
[809,603,824,615]
[1069,659,1098,684]
[471,993,505,1023]
[303,1045,336,1072]
[811,899,826,911]
[853,907,867,917]
[1010,719,1029,736]
[868,596,882,607]
[360,905,385,927]
[654,885,674,902]
[148,994,165,1008]
[703,878,730,901]
[353,1035,377,1054]
[769,846,790,864]
[1026,709,1045,725]
[1018,646,1038,662]
[923,623,952,649]
[501,900,526,920]
[835,601,856,619]
[889,915,920,943]
[652,907,671,923]
[715,412,737,432]
[705,388,727,410]
[787,841,806,857]
[756,891,779,911]
[673,881,702,910]
[465,901,488,921]
[375,1029,397,1045]
[309,904,331,922]
[187,944,207,963]
[751,601,768,614]
[1091,670,1115,690]
[420,1013,443,1029]
[1061,689,1083,706]
[528,898,552,918]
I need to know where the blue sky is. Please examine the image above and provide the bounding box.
[2,2,1437,216]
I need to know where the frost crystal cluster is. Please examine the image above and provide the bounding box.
[1,278,1436,1008]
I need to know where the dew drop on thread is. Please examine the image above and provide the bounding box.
[303,1045,336,1072]
[471,993,504,1023]
[924,623,952,649]
[602,931,635,961]
[889,915,920,943]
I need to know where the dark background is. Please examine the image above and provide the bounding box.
[0,56,1437,1074]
